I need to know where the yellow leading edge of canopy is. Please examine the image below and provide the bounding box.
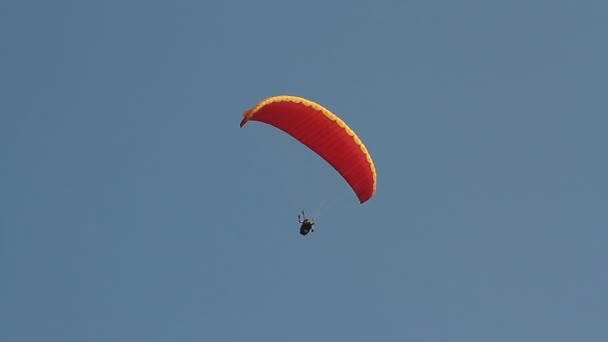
[242,95,377,199]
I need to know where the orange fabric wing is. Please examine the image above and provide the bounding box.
[240,95,377,204]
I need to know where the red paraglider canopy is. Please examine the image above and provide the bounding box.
[240,95,377,203]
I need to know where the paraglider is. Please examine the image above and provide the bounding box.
[239,95,377,235]
[298,211,315,236]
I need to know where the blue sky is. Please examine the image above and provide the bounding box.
[2,0,607,341]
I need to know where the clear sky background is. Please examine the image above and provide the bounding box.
[2,1,607,341]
